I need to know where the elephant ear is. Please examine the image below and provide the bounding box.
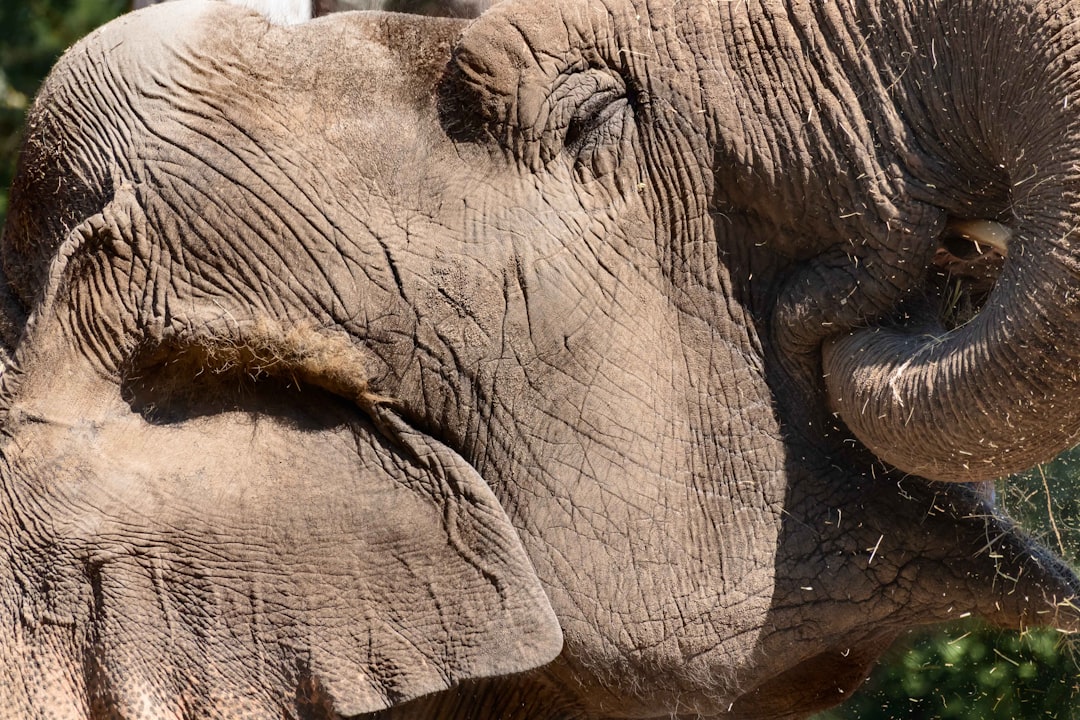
[2,229,562,717]
[274,399,565,714]
[283,399,564,714]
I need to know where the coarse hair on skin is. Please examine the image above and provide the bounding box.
[123,317,391,414]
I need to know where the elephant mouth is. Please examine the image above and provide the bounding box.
[929,219,1010,330]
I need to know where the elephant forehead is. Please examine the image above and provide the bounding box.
[98,13,468,313]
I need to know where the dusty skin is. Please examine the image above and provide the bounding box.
[2,1,1080,718]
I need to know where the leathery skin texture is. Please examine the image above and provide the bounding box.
[2,1,1080,718]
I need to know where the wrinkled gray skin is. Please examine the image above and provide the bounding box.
[323,0,490,16]
[133,0,314,23]
[131,0,493,22]
[5,1,1080,718]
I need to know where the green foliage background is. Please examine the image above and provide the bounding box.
[0,2,1078,718]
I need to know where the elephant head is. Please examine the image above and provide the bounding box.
[130,0,496,23]
[2,0,1080,718]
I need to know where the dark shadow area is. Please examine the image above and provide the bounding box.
[121,342,358,431]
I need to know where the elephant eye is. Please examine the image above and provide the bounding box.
[544,69,635,180]
[564,85,626,149]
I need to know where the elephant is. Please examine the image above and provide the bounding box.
[130,0,494,22]
[132,0,314,23]
[3,0,1080,718]
[321,0,492,16]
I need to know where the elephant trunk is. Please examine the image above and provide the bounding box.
[824,222,1080,482]
[822,10,1080,483]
